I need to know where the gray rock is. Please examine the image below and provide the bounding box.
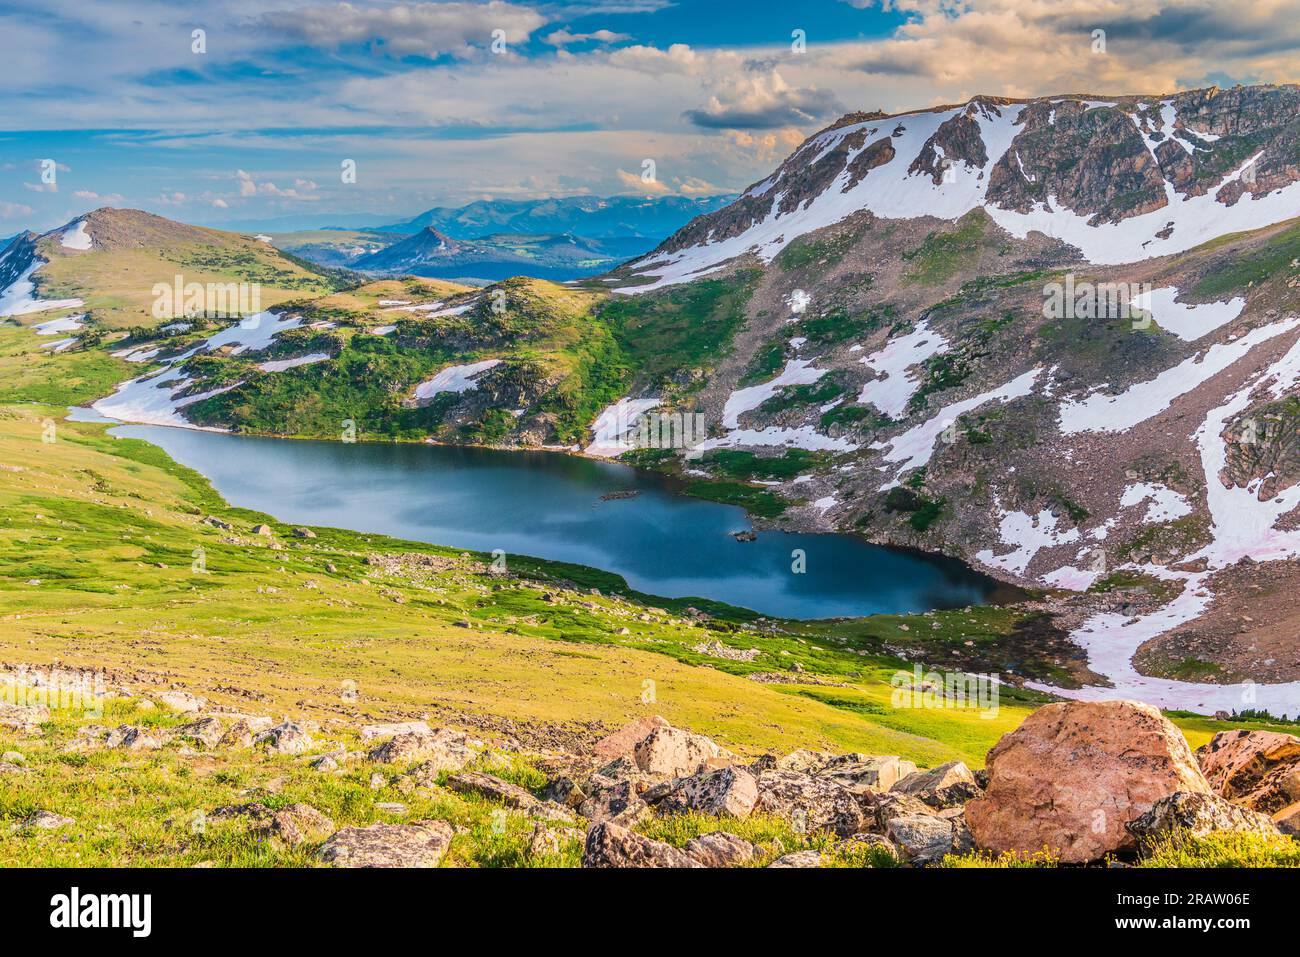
[1127,791,1282,845]
[820,755,918,795]
[655,765,759,818]
[445,771,538,809]
[156,691,205,714]
[317,820,454,867]
[891,761,981,809]
[581,822,701,868]
[0,702,48,732]
[105,725,164,751]
[754,769,866,837]
[367,728,474,769]
[255,721,315,755]
[270,803,334,846]
[24,810,74,830]
[886,813,957,865]
[579,779,649,826]
[683,830,760,867]
[768,850,823,868]
[175,716,225,748]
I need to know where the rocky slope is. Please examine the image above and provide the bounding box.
[2,672,1296,867]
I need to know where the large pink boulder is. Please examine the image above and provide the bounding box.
[966,700,1211,862]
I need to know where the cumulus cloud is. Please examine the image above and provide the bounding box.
[544,28,631,46]
[235,169,321,200]
[258,1,546,58]
[0,201,34,218]
[684,72,844,129]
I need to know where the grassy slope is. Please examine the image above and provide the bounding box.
[0,404,1047,765]
[33,212,345,331]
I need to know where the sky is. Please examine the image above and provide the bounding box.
[1,0,1298,232]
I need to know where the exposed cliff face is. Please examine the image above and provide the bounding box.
[624,85,1300,290]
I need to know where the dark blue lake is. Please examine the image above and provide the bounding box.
[107,424,998,619]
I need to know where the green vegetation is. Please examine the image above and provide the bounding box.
[599,270,760,388]
[902,212,988,285]
[1194,220,1300,298]
[681,478,790,518]
[702,448,828,481]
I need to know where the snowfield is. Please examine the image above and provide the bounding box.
[857,320,949,417]
[619,98,1300,290]
[411,358,501,401]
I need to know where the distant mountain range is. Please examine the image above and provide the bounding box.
[376,194,736,239]
[266,194,737,282]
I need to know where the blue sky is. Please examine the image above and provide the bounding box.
[0,0,1294,233]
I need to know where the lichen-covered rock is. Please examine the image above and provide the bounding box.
[270,803,335,846]
[105,724,164,751]
[891,761,981,809]
[966,701,1211,863]
[683,830,760,867]
[366,728,475,769]
[255,721,316,756]
[590,715,670,763]
[175,716,225,749]
[581,822,701,868]
[754,769,866,837]
[1195,729,1300,814]
[1127,791,1281,846]
[886,813,958,865]
[819,755,918,795]
[768,850,822,868]
[317,820,454,867]
[445,771,538,809]
[579,779,648,827]
[654,765,759,818]
[632,725,730,778]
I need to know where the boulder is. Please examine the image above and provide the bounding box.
[768,850,822,868]
[24,810,74,830]
[543,775,587,809]
[966,700,1211,863]
[255,722,316,755]
[683,831,760,867]
[754,769,866,837]
[1195,729,1300,814]
[445,771,537,809]
[1127,791,1281,846]
[886,813,959,865]
[633,726,730,778]
[367,728,474,769]
[318,820,454,867]
[775,749,836,773]
[1272,802,1300,836]
[175,716,225,749]
[579,779,649,827]
[270,803,335,846]
[156,690,205,714]
[654,765,759,818]
[872,791,935,828]
[591,715,671,763]
[819,755,917,795]
[0,702,49,732]
[217,720,257,750]
[581,822,701,868]
[891,761,981,808]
